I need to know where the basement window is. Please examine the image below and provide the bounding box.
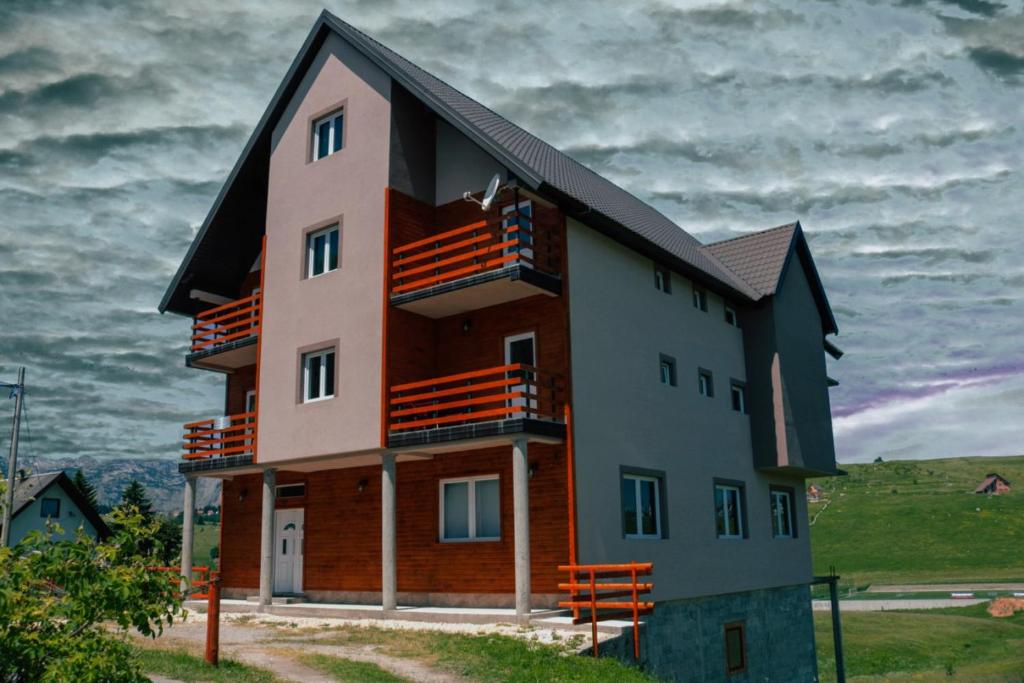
[724,621,747,675]
[440,476,500,541]
[312,109,344,160]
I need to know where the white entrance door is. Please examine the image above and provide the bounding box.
[504,332,537,417]
[273,508,304,594]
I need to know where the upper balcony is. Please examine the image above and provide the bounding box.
[387,363,566,450]
[187,293,261,371]
[388,202,562,318]
[180,411,257,473]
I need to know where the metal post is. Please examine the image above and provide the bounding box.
[180,476,196,593]
[381,452,397,611]
[205,571,221,666]
[258,468,276,609]
[1,367,25,548]
[829,576,846,683]
[512,438,531,624]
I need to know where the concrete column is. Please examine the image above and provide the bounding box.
[381,452,397,611]
[512,438,531,624]
[180,476,196,594]
[258,468,276,609]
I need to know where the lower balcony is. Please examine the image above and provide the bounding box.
[187,293,261,372]
[181,411,257,473]
[388,364,566,449]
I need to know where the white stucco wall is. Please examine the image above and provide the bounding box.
[10,484,99,544]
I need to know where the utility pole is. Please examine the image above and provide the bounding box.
[0,367,26,548]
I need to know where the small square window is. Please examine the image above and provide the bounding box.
[692,286,708,312]
[724,305,738,327]
[440,476,500,541]
[730,381,746,413]
[621,473,664,539]
[659,355,677,386]
[302,348,335,402]
[771,488,796,538]
[307,225,340,278]
[654,264,671,293]
[312,109,344,160]
[40,497,61,518]
[698,369,714,397]
[715,483,745,539]
[724,622,747,675]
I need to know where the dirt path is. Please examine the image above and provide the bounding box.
[866,583,1024,593]
[812,598,987,611]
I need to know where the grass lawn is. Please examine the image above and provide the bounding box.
[814,605,1024,682]
[136,647,280,682]
[191,522,220,570]
[300,654,405,682]
[809,455,1024,588]
[303,626,655,682]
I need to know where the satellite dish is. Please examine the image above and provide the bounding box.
[462,173,505,211]
[480,174,502,211]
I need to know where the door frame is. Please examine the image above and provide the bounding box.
[273,507,304,594]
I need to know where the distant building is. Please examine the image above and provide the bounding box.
[807,483,824,502]
[975,474,1011,495]
[0,471,110,545]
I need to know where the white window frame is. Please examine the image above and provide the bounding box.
[730,383,746,413]
[699,370,714,397]
[692,286,708,312]
[312,110,344,161]
[716,484,744,539]
[302,348,335,403]
[623,474,662,540]
[439,475,501,542]
[771,489,795,539]
[306,225,339,278]
[724,305,738,327]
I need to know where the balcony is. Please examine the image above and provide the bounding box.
[389,206,561,318]
[187,293,261,371]
[181,412,256,473]
[388,363,566,449]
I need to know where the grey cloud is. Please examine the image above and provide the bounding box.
[645,2,806,35]
[564,136,752,169]
[0,69,171,117]
[967,47,1024,80]
[938,0,1007,16]
[0,46,61,77]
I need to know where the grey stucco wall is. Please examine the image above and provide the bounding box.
[567,219,812,601]
[434,119,507,205]
[389,82,435,205]
[601,584,818,682]
[10,485,99,544]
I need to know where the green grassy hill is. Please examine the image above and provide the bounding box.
[809,455,1024,587]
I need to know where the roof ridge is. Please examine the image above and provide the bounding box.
[706,222,798,248]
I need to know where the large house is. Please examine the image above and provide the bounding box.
[0,471,110,545]
[161,11,841,679]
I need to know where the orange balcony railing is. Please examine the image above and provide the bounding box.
[182,412,256,461]
[190,292,261,354]
[389,363,563,432]
[390,207,560,296]
[558,562,654,659]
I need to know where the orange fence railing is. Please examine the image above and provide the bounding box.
[148,565,212,599]
[389,364,563,432]
[558,562,654,659]
[182,412,257,460]
[191,292,261,353]
[390,207,560,296]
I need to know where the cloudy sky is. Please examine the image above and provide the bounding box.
[0,0,1021,465]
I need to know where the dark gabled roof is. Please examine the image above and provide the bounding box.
[2,471,111,539]
[706,222,838,335]
[160,10,759,315]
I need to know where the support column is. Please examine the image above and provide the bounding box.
[512,438,531,624]
[180,476,196,594]
[381,452,397,611]
[258,468,276,610]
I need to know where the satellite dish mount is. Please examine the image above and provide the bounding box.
[463,173,512,212]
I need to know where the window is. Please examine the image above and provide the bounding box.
[40,498,60,518]
[771,488,796,538]
[698,369,714,397]
[692,286,708,312]
[659,354,677,386]
[621,473,663,539]
[312,109,344,160]
[654,264,671,293]
[730,381,746,413]
[501,200,533,261]
[715,483,745,539]
[440,476,500,541]
[302,348,335,402]
[724,305,738,327]
[307,225,339,278]
[724,622,747,675]
[276,484,306,499]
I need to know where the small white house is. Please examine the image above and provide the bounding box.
[1,471,110,545]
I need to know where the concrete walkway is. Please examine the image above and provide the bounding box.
[812,598,987,611]
[866,583,1024,593]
